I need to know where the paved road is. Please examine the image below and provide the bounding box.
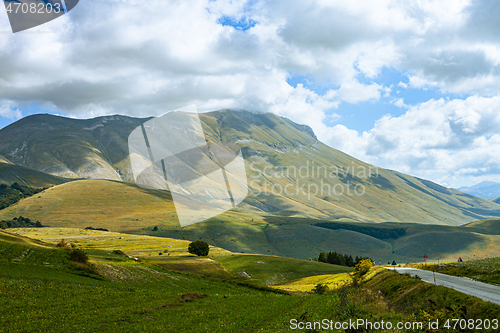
[386,267,500,305]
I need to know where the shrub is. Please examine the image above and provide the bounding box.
[112,249,126,256]
[69,248,89,264]
[0,222,7,229]
[312,283,329,294]
[56,239,70,249]
[188,240,209,256]
[353,258,374,285]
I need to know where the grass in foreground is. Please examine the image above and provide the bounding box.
[3,228,500,332]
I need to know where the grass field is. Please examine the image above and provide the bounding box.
[3,228,500,332]
[213,254,353,286]
[416,257,500,286]
[0,229,399,332]
[275,273,352,292]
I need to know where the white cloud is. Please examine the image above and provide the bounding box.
[0,100,22,120]
[325,96,500,187]
[3,0,500,187]
[327,80,382,104]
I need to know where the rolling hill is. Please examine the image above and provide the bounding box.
[2,179,500,262]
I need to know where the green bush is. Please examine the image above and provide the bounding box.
[188,240,209,256]
[69,248,89,264]
[312,283,329,294]
[112,249,126,256]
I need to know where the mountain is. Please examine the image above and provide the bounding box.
[2,110,500,225]
[0,114,151,181]
[458,181,500,199]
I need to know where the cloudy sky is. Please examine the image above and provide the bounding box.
[1,0,500,188]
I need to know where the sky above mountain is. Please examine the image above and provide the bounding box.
[1,0,499,188]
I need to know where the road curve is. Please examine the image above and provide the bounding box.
[385,267,500,305]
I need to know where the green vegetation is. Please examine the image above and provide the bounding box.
[316,222,406,239]
[318,250,373,267]
[2,227,500,332]
[0,183,47,209]
[3,181,500,262]
[213,254,352,286]
[352,259,374,284]
[1,215,45,228]
[188,240,209,256]
[85,226,109,231]
[275,273,352,292]
[364,269,500,328]
[417,257,500,286]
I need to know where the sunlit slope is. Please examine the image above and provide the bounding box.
[463,218,500,234]
[198,111,500,225]
[0,229,53,248]
[0,180,178,231]
[0,162,69,187]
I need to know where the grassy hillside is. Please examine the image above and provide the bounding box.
[3,180,500,263]
[2,228,500,332]
[213,255,352,286]
[0,162,69,187]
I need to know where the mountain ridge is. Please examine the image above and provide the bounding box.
[1,110,500,225]
[459,181,500,199]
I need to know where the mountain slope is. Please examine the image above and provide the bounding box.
[0,114,151,181]
[1,110,500,225]
[459,181,500,199]
[0,161,70,187]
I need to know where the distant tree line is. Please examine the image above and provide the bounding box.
[0,183,47,210]
[315,222,406,240]
[85,226,109,232]
[318,251,373,267]
[0,216,45,229]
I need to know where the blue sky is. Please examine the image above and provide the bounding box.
[1,0,500,188]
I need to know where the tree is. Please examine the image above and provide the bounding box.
[0,222,7,229]
[312,283,329,294]
[69,248,89,264]
[153,226,158,231]
[353,258,374,285]
[188,240,209,256]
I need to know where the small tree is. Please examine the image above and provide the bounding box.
[312,283,329,294]
[352,258,374,285]
[188,240,209,256]
[69,248,89,264]
[56,239,70,249]
[0,221,7,229]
